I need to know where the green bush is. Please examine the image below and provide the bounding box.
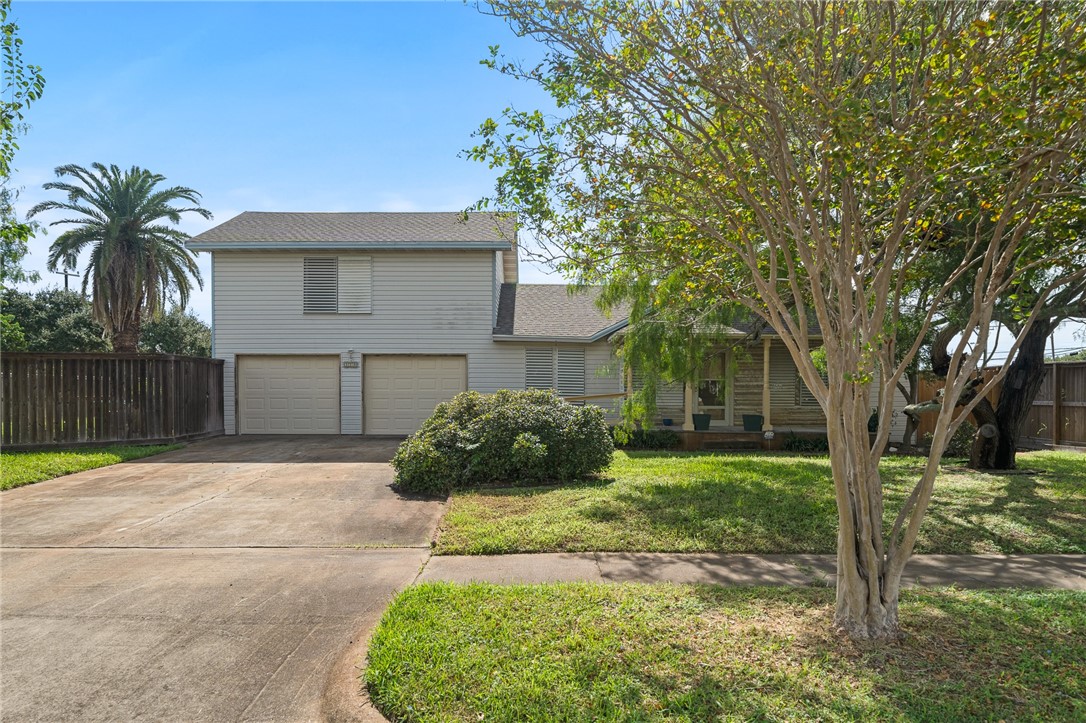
[781,434,831,453]
[612,427,682,450]
[946,420,978,458]
[923,420,977,459]
[391,389,614,494]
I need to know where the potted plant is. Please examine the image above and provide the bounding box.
[742,414,764,432]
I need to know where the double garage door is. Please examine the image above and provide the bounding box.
[237,355,466,435]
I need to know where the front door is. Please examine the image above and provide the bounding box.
[696,351,733,426]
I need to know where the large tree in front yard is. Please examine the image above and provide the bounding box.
[28,163,210,352]
[470,1,1086,639]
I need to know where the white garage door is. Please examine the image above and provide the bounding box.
[364,355,466,435]
[238,356,340,434]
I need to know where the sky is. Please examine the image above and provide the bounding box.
[7,0,561,322]
[7,0,1085,357]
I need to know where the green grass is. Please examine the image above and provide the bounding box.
[436,450,1086,555]
[367,582,1086,722]
[1,444,183,490]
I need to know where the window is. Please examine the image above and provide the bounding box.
[303,256,372,314]
[525,347,585,403]
[697,353,727,421]
[796,373,827,406]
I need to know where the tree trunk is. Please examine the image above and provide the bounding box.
[112,324,140,353]
[898,369,920,452]
[969,320,1052,470]
[827,380,901,640]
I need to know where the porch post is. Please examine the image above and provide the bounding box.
[761,337,773,431]
[683,381,695,431]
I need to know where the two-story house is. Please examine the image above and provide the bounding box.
[186,211,625,436]
[189,211,909,445]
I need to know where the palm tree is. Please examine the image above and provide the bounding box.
[28,163,211,352]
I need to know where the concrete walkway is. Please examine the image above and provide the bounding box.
[419,552,1086,589]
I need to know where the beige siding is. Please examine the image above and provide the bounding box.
[502,247,518,284]
[213,250,525,434]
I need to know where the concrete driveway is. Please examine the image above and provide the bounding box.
[1,436,443,722]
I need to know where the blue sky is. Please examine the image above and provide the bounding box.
[9,0,561,322]
[8,1,1084,356]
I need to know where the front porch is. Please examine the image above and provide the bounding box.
[673,426,829,452]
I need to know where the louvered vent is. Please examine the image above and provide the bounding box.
[525,348,555,390]
[303,257,338,312]
[556,348,585,404]
[338,257,372,313]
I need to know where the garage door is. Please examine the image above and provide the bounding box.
[364,355,466,435]
[238,356,340,434]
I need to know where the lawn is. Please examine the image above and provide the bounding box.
[367,582,1086,722]
[436,450,1086,555]
[1,444,183,490]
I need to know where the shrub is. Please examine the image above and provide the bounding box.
[923,419,977,459]
[781,434,831,453]
[391,389,614,494]
[612,427,682,450]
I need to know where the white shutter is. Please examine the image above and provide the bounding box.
[338,256,372,313]
[525,348,555,390]
[556,348,585,403]
[303,257,337,312]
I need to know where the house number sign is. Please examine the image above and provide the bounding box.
[342,360,360,369]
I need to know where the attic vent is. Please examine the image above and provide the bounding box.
[303,256,372,314]
[525,348,555,390]
[303,257,338,312]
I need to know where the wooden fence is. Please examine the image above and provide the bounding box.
[913,362,1086,447]
[1,353,224,449]
[1023,361,1086,447]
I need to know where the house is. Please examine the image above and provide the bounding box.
[187,211,907,445]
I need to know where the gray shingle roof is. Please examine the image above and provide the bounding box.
[494,284,629,341]
[492,285,822,342]
[186,211,515,250]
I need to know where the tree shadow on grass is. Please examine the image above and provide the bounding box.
[883,465,1086,554]
[582,456,840,553]
[678,585,1086,720]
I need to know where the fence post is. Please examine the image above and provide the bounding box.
[1053,363,1062,446]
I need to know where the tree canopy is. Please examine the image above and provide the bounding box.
[471,0,1086,639]
[0,0,45,288]
[28,163,210,352]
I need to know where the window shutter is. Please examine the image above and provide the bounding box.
[303,257,337,312]
[556,348,585,403]
[338,257,372,313]
[525,348,555,390]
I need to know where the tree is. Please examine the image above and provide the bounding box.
[917,208,1086,469]
[471,1,1086,639]
[1,287,110,352]
[138,307,211,356]
[27,163,210,352]
[0,0,45,288]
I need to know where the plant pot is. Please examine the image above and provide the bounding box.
[742,414,764,432]
[692,413,711,431]
[662,418,673,426]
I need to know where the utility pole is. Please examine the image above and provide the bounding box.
[53,268,79,292]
